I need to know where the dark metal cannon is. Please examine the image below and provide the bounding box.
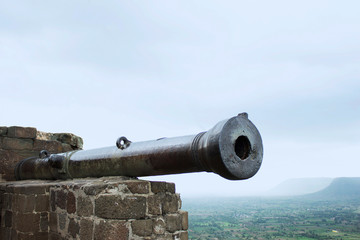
[15,113,263,181]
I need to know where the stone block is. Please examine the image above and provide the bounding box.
[95,195,146,219]
[153,217,166,235]
[174,231,188,240]
[40,212,49,232]
[15,212,40,232]
[68,218,80,238]
[35,194,50,212]
[0,127,8,136]
[125,181,150,194]
[156,233,173,240]
[80,219,93,240]
[0,149,22,181]
[3,193,12,209]
[94,220,128,240]
[33,139,63,153]
[14,194,35,213]
[162,193,179,214]
[16,150,40,159]
[132,219,153,236]
[36,131,53,141]
[77,195,93,217]
[34,232,49,240]
[67,191,76,213]
[151,181,175,194]
[2,136,33,151]
[148,194,162,215]
[61,143,73,152]
[52,133,83,149]
[0,227,11,240]
[50,190,56,211]
[58,213,67,230]
[82,183,107,195]
[49,212,58,232]
[179,210,188,230]
[49,232,63,240]
[4,210,12,227]
[165,214,182,233]
[55,190,67,210]
[7,126,37,139]
[13,184,49,194]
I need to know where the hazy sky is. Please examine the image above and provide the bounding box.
[1,1,359,197]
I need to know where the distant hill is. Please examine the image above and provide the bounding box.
[268,178,333,196]
[305,177,360,200]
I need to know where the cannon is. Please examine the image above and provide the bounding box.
[15,113,263,181]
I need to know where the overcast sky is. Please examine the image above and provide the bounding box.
[1,1,359,197]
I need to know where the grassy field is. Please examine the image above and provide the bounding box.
[182,197,360,240]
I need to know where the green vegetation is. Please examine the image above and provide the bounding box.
[183,197,360,240]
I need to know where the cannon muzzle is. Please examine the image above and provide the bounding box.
[15,113,263,180]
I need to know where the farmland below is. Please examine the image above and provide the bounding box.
[183,197,360,240]
[182,178,360,240]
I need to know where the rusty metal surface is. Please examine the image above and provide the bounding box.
[15,113,263,181]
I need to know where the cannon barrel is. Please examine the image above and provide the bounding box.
[15,113,263,181]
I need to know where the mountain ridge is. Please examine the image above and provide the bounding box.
[304,177,360,200]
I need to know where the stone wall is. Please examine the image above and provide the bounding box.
[0,177,188,240]
[0,126,188,240]
[0,126,83,181]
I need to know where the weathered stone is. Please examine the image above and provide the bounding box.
[36,131,53,141]
[40,212,49,232]
[153,217,166,235]
[94,220,128,240]
[7,126,37,139]
[165,214,182,233]
[95,195,146,219]
[148,194,162,215]
[156,233,173,240]
[34,232,49,240]
[15,212,40,232]
[174,231,188,240]
[56,190,67,210]
[162,193,179,214]
[35,194,49,212]
[80,219,93,240]
[4,210,12,227]
[16,150,40,159]
[13,194,35,213]
[61,143,73,152]
[49,232,63,240]
[52,133,83,149]
[0,227,11,240]
[179,210,188,230]
[132,219,153,236]
[68,218,80,238]
[17,232,37,240]
[151,181,175,194]
[67,191,76,213]
[49,212,58,232]
[0,127,8,136]
[125,181,150,194]
[151,182,167,193]
[2,137,33,150]
[77,195,93,217]
[33,140,63,153]
[3,193,12,209]
[50,190,56,211]
[13,184,49,194]
[0,149,22,181]
[58,213,67,230]
[82,183,107,195]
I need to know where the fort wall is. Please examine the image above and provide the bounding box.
[0,127,188,240]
